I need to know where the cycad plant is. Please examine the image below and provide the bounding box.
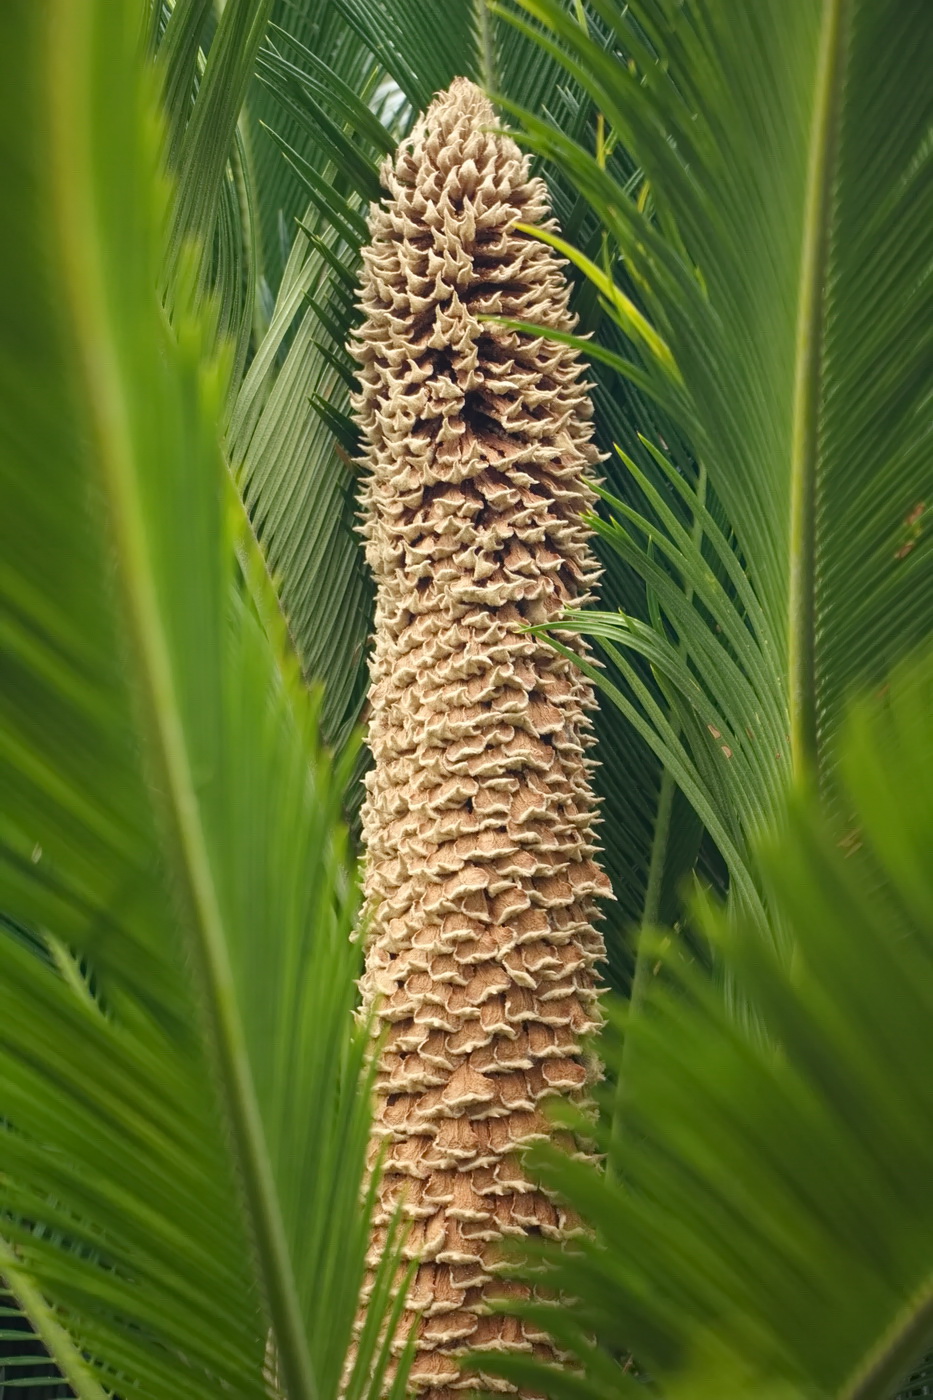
[1,2,932,1400]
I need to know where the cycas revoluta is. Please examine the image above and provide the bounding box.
[352,78,612,1397]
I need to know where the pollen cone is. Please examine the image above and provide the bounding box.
[352,77,612,1399]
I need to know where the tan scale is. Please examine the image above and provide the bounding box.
[351,77,612,1399]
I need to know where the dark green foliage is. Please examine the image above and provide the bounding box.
[474,652,933,1400]
[242,0,705,974]
[0,6,403,1398]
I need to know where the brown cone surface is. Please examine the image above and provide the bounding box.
[353,78,611,1398]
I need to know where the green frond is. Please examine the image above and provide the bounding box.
[244,2,702,957]
[153,0,276,362]
[245,0,385,299]
[474,648,933,1400]
[0,7,401,1397]
[496,0,933,918]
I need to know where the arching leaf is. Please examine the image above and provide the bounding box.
[475,649,933,1400]
[496,0,933,905]
[0,7,401,1398]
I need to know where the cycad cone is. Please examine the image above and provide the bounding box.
[353,78,611,1397]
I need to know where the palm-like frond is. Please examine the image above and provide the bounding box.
[475,649,933,1400]
[243,0,387,305]
[150,0,278,373]
[231,0,706,972]
[0,6,400,1397]
[0,1286,70,1398]
[495,0,933,907]
[227,17,391,751]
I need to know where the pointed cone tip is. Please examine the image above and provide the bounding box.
[424,75,495,127]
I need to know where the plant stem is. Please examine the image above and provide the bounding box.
[841,1278,933,1400]
[476,0,497,94]
[46,934,99,1014]
[230,110,269,363]
[0,1238,109,1400]
[609,463,707,1174]
[788,0,847,778]
[607,771,674,1178]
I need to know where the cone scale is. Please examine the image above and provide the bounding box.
[353,79,611,1397]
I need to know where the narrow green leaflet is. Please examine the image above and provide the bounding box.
[0,6,394,1398]
[243,0,387,302]
[497,0,933,898]
[475,649,933,1400]
[164,0,276,302]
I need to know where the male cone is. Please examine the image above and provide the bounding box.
[353,78,611,1399]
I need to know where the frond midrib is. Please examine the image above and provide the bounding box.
[788,0,850,776]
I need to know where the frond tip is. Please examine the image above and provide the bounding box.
[351,76,612,1397]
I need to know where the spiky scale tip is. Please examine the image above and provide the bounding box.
[351,78,612,1398]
